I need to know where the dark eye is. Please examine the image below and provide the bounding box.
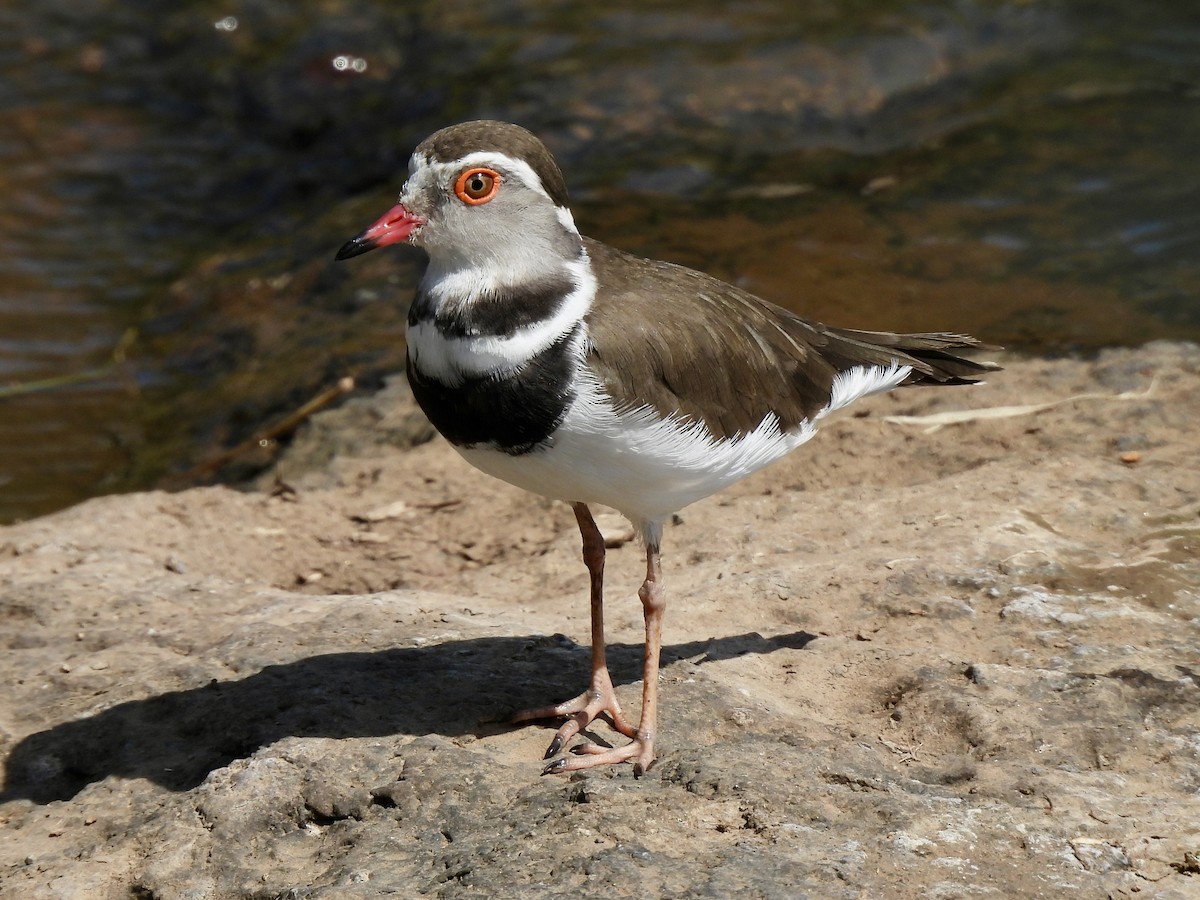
[454,167,501,205]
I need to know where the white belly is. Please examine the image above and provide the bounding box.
[454,363,909,541]
[458,397,809,536]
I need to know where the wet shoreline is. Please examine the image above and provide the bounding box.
[3,1,1198,521]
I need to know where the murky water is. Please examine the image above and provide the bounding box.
[1,1,1198,522]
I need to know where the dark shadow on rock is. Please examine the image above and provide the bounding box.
[1,630,814,804]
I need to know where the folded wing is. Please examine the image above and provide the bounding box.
[582,238,999,441]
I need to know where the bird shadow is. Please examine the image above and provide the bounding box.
[1,629,814,804]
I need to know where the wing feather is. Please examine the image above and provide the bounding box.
[582,238,998,440]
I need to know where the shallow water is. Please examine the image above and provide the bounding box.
[1,0,1198,522]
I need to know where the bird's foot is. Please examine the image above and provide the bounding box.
[541,733,656,777]
[511,674,637,762]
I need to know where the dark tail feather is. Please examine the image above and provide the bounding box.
[824,328,1001,386]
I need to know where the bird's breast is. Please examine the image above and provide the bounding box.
[405,322,582,456]
[404,259,597,455]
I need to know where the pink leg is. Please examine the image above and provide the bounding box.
[512,503,637,757]
[542,538,665,776]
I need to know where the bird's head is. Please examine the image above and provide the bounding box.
[336,120,582,283]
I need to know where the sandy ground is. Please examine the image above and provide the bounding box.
[1,342,1199,899]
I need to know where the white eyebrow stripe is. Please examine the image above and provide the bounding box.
[410,150,579,237]
[424,152,555,204]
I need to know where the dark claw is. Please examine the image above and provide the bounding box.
[541,758,568,776]
[544,735,565,759]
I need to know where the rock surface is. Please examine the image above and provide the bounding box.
[2,343,1199,898]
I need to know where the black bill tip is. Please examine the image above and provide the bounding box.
[334,235,377,261]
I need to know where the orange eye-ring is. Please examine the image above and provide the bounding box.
[454,167,501,205]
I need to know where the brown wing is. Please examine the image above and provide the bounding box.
[582,238,999,441]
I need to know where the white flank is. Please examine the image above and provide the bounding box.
[456,359,912,544]
[407,253,597,385]
[823,361,911,417]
